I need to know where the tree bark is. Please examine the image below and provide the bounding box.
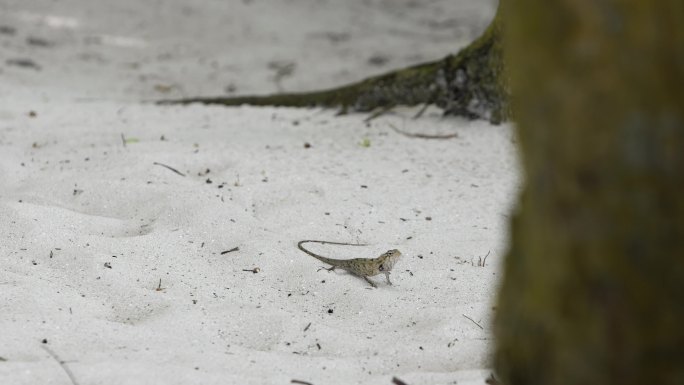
[159,10,509,124]
[495,1,684,385]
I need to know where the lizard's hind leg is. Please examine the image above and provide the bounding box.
[363,276,378,288]
[318,265,336,272]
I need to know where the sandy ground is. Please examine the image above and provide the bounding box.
[0,1,516,384]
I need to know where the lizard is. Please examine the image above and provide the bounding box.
[297,240,402,288]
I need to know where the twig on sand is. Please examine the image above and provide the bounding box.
[412,103,430,119]
[41,345,80,385]
[485,372,501,385]
[388,123,459,140]
[153,162,186,177]
[392,377,409,385]
[220,247,240,255]
[462,314,484,330]
[363,105,395,123]
[482,250,490,267]
[291,380,314,385]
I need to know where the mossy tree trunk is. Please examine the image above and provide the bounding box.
[160,9,508,124]
[495,1,684,385]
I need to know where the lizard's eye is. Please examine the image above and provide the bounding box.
[379,264,384,271]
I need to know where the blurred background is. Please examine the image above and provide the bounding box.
[0,0,497,100]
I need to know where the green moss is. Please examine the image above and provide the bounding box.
[158,10,508,124]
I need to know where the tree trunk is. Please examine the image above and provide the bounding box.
[159,10,509,124]
[494,1,684,385]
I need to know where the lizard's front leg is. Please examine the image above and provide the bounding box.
[384,272,392,285]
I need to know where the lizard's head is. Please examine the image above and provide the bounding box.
[378,249,402,272]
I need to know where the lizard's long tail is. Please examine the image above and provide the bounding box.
[297,240,367,264]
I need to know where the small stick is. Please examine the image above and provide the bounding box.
[364,105,395,123]
[291,380,314,385]
[303,322,311,332]
[155,279,163,291]
[153,162,186,177]
[485,373,501,385]
[388,123,458,140]
[462,314,484,330]
[412,102,430,119]
[392,377,409,385]
[220,247,239,255]
[41,345,80,385]
[482,250,490,267]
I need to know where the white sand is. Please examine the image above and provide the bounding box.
[0,1,517,384]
